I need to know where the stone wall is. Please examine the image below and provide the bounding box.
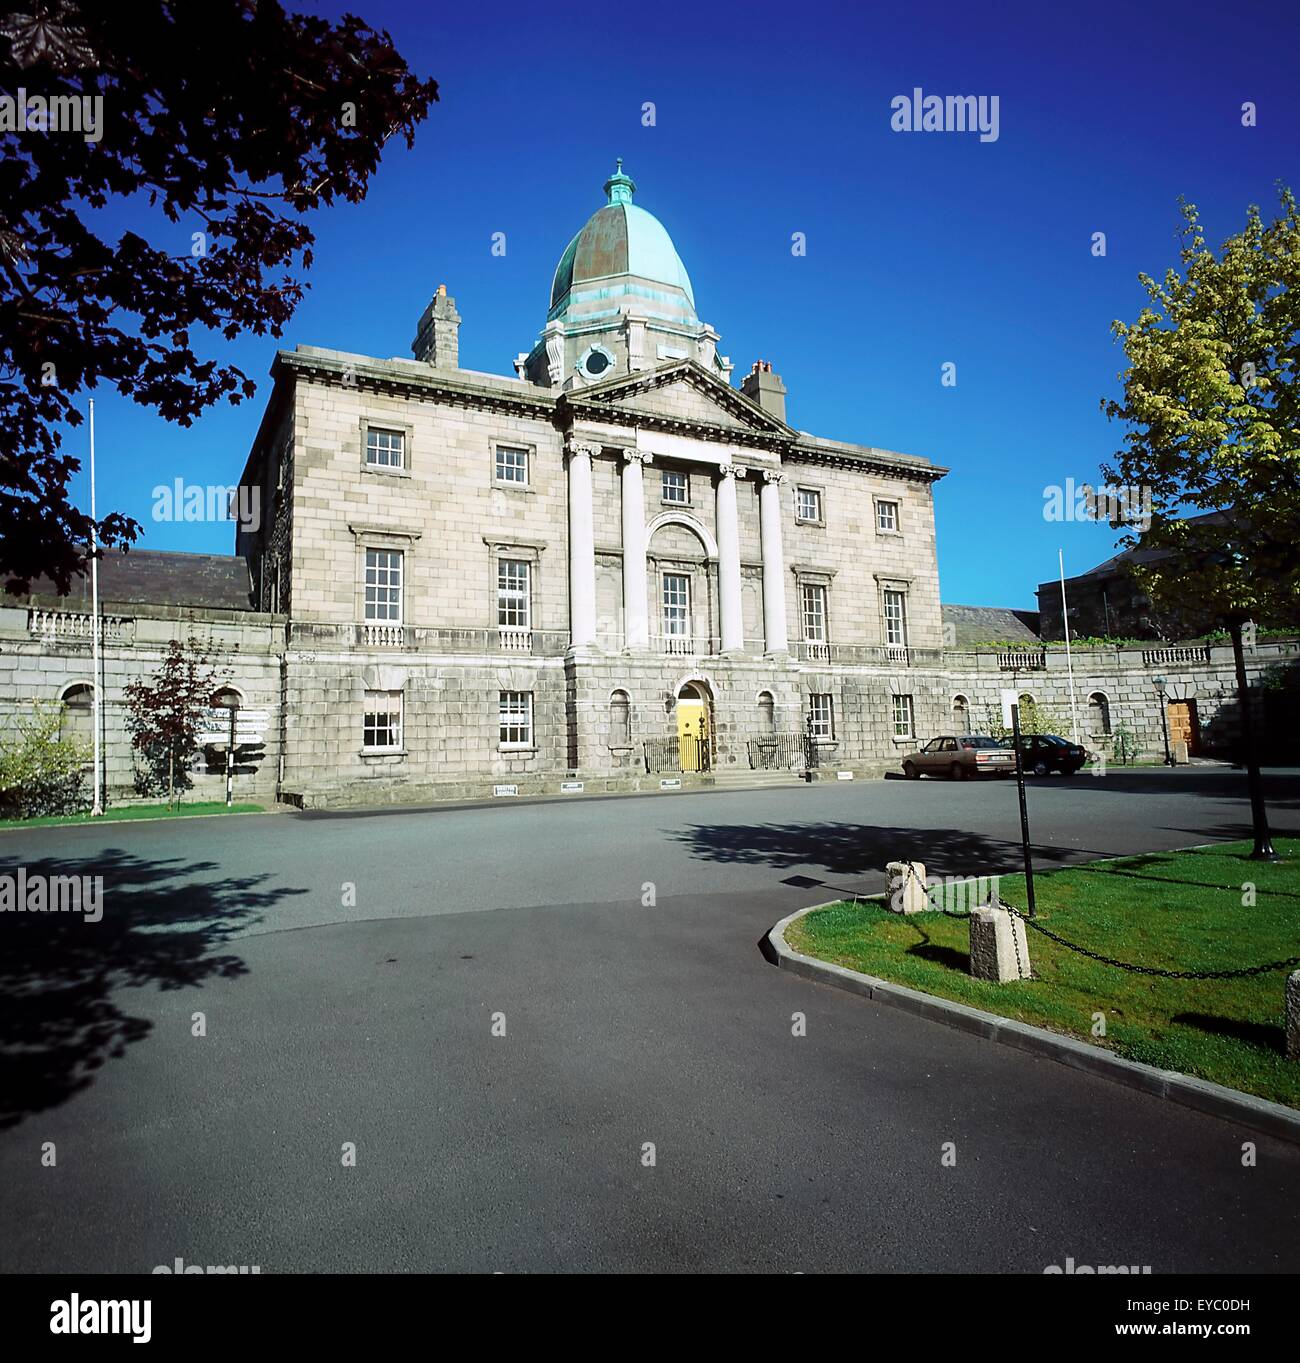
[0,604,285,807]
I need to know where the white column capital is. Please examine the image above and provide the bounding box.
[568,440,600,461]
[762,469,788,486]
[621,448,654,467]
[719,462,748,479]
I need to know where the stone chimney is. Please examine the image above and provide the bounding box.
[412,284,461,368]
[740,360,787,423]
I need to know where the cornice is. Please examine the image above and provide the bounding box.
[276,350,558,422]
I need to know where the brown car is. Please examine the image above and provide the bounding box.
[901,735,1017,780]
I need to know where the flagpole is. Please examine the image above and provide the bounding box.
[1059,548,1079,744]
[89,400,103,816]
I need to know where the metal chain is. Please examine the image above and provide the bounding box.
[933,894,1299,980]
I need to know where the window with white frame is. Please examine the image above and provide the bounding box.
[877,500,899,533]
[364,549,403,621]
[365,427,405,469]
[495,445,529,485]
[883,588,908,647]
[497,559,531,628]
[892,693,915,739]
[796,486,823,522]
[661,469,689,505]
[363,690,403,751]
[808,693,834,740]
[499,690,533,747]
[800,583,828,642]
[662,572,690,639]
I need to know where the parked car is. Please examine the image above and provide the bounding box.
[1017,733,1091,776]
[901,735,1017,780]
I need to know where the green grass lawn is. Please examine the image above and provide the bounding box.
[0,801,264,830]
[787,838,1300,1108]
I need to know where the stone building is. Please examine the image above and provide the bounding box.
[233,163,949,806]
[4,165,1296,807]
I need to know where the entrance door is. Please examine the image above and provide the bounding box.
[676,698,709,771]
[1167,700,1200,756]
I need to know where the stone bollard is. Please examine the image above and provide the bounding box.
[969,906,1031,982]
[1286,971,1300,1062]
[886,861,928,914]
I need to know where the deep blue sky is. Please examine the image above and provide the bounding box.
[67,0,1299,609]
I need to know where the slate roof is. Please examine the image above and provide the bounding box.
[942,604,1042,646]
[21,551,255,612]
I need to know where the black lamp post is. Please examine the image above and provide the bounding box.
[1228,617,1278,861]
[1153,675,1174,766]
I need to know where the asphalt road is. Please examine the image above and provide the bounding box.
[2,766,1298,1273]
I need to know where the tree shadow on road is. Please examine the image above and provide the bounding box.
[671,820,1097,888]
[0,848,308,1130]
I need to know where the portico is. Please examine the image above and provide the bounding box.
[565,429,789,657]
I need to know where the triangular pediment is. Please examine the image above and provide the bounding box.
[561,360,792,439]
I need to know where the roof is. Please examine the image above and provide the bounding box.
[21,551,255,612]
[549,163,696,321]
[942,604,1042,646]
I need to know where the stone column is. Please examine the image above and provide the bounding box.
[716,462,747,654]
[621,450,652,651]
[759,470,789,654]
[567,442,599,651]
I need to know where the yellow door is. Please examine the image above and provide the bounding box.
[677,700,707,771]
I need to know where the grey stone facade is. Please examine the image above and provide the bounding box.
[6,169,1297,810]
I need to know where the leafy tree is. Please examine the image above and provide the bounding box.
[124,636,225,808]
[1100,186,1299,631]
[983,697,1072,744]
[0,699,91,817]
[1101,187,1300,858]
[0,0,437,591]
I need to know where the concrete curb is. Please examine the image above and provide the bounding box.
[767,900,1300,1147]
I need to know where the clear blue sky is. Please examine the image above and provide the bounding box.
[67,0,1300,609]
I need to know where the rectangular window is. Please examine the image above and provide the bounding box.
[892,693,915,739]
[365,427,405,468]
[809,693,834,740]
[801,583,828,642]
[661,469,689,505]
[497,559,531,628]
[877,500,899,533]
[883,589,908,647]
[364,549,403,622]
[662,572,690,640]
[499,690,533,747]
[495,445,529,485]
[363,690,403,751]
[796,487,822,522]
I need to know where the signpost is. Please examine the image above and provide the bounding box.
[1002,687,1037,917]
[196,707,268,807]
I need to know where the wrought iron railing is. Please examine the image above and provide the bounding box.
[747,733,811,771]
[643,735,712,773]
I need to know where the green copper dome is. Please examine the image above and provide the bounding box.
[549,161,697,322]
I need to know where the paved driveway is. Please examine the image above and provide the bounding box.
[1,767,1298,1272]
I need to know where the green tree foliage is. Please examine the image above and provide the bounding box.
[1100,187,1300,631]
[0,1,437,590]
[124,637,225,807]
[0,700,90,817]
[983,697,1073,744]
